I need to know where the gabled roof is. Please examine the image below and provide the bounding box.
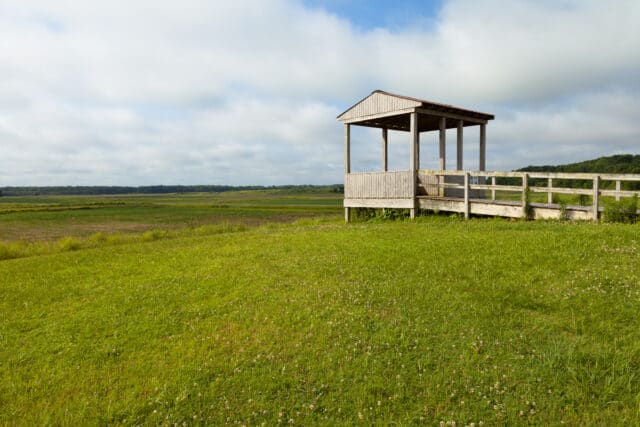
[337,90,494,127]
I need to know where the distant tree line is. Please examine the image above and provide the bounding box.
[494,154,640,190]
[517,154,640,175]
[0,184,344,197]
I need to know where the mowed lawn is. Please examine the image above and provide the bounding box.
[1,218,640,425]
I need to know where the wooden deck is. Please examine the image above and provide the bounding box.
[344,170,640,220]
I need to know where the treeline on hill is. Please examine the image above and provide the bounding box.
[518,154,640,174]
[497,154,640,190]
[0,184,344,197]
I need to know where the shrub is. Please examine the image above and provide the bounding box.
[89,232,108,243]
[106,234,123,244]
[380,208,409,220]
[58,237,81,251]
[348,208,413,222]
[142,229,167,242]
[351,207,378,222]
[558,201,569,221]
[603,195,638,223]
[0,242,25,260]
[524,187,534,220]
[194,225,211,235]
[231,223,248,232]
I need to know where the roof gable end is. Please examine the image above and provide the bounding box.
[337,90,495,123]
[337,90,420,121]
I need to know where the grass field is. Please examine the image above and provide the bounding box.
[1,191,639,425]
[0,190,342,242]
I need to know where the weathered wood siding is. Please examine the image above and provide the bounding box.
[344,198,414,208]
[338,92,420,122]
[345,171,413,199]
[417,172,439,196]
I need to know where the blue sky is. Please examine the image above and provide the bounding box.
[0,0,639,186]
[303,0,444,30]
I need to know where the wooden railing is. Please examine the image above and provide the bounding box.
[344,169,640,220]
[419,170,640,219]
[344,171,413,198]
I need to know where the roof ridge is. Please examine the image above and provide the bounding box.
[338,90,494,120]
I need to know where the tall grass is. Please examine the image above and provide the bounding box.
[603,194,638,223]
[0,222,252,261]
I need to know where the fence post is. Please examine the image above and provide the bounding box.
[491,176,496,201]
[464,172,470,219]
[547,177,553,204]
[522,173,529,219]
[615,180,621,201]
[409,112,418,219]
[593,176,600,221]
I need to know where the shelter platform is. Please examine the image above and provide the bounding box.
[344,170,640,221]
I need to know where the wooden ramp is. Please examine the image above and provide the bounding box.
[418,196,595,220]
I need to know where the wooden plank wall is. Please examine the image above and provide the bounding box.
[417,172,439,196]
[345,171,413,199]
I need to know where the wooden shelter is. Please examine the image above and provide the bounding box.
[338,90,494,220]
[338,90,640,221]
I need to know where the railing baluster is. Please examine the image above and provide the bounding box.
[491,176,496,201]
[522,173,528,207]
[593,176,600,221]
[464,172,470,219]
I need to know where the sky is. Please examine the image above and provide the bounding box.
[1,0,639,186]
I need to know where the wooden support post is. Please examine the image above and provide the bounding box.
[593,176,600,221]
[439,117,446,170]
[415,132,421,170]
[615,180,621,201]
[456,120,463,170]
[547,177,553,204]
[464,172,470,219]
[344,124,351,223]
[522,173,528,218]
[382,128,388,172]
[410,112,418,219]
[479,124,486,171]
[344,123,351,174]
[491,176,496,200]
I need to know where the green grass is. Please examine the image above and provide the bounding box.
[1,212,639,424]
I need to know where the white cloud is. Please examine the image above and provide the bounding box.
[0,0,638,185]
[430,0,640,103]
[488,89,640,170]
